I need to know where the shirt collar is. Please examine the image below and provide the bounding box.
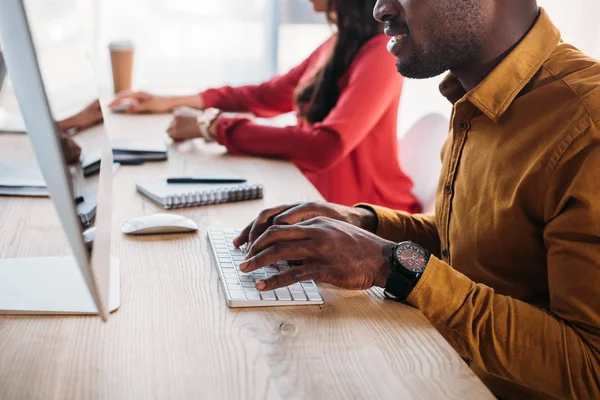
[439,8,561,123]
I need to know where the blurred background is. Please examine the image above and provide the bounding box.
[5,0,600,136]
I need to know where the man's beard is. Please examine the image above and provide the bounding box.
[397,3,485,79]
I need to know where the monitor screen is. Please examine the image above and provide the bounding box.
[0,0,116,319]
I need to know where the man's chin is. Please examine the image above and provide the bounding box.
[396,59,447,80]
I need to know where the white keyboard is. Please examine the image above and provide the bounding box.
[208,228,324,308]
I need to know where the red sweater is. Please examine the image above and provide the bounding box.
[202,35,420,212]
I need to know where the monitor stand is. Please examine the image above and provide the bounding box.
[0,256,120,315]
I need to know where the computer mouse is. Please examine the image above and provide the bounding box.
[121,213,199,235]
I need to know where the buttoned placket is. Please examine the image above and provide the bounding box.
[438,100,476,264]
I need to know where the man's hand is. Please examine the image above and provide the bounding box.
[239,217,394,291]
[60,134,81,164]
[233,202,377,249]
[166,107,203,141]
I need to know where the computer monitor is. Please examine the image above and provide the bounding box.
[0,0,119,320]
[0,48,6,92]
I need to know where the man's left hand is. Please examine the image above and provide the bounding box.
[239,217,395,291]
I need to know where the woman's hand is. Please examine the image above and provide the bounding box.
[109,92,206,114]
[234,202,378,249]
[109,91,176,114]
[57,99,103,133]
[60,134,81,164]
[166,107,203,141]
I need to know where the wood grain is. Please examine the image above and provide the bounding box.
[0,110,493,399]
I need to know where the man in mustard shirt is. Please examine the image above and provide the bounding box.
[234,1,600,398]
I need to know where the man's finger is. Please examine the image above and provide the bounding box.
[255,265,319,291]
[232,221,253,247]
[245,204,297,247]
[247,224,313,259]
[241,238,313,273]
[271,202,324,226]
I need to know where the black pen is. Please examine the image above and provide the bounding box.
[167,177,247,184]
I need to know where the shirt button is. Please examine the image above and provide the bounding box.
[442,249,450,259]
[445,184,452,195]
[458,120,468,130]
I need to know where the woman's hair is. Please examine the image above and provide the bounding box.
[295,0,382,124]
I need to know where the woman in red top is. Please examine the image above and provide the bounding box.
[110,0,420,212]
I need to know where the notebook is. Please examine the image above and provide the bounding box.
[111,138,168,161]
[82,139,167,177]
[136,179,264,209]
[0,162,47,196]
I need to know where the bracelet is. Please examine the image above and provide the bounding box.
[197,108,222,142]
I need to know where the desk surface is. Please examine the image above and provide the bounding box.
[0,111,493,400]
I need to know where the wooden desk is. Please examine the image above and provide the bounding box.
[0,111,493,399]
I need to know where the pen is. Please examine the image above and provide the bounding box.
[75,196,85,205]
[167,177,247,184]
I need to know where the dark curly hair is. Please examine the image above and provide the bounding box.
[295,0,382,124]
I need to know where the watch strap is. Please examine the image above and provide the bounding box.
[384,270,420,302]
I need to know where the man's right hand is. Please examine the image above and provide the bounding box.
[233,202,378,249]
[109,91,176,114]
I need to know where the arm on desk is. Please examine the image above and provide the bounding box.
[214,46,402,172]
[200,53,313,118]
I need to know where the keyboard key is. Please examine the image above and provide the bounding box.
[221,263,235,269]
[260,291,276,300]
[225,278,240,284]
[241,281,256,288]
[213,243,228,249]
[229,290,246,300]
[218,257,232,263]
[289,283,303,291]
[291,291,307,301]
[264,266,279,273]
[307,292,322,301]
[301,282,315,288]
[230,249,244,256]
[239,275,253,282]
[245,292,261,300]
[304,287,319,294]
[227,283,242,290]
[231,256,246,262]
[275,289,292,301]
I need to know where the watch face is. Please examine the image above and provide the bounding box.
[396,243,428,272]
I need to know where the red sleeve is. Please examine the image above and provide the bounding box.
[201,38,334,118]
[215,36,403,173]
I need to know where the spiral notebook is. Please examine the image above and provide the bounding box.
[136,179,264,209]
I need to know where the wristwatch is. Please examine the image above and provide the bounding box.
[196,107,222,142]
[384,241,431,302]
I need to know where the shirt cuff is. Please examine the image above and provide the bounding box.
[200,89,222,109]
[354,203,410,238]
[407,256,473,325]
[215,117,251,156]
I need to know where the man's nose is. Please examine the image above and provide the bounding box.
[373,0,398,22]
